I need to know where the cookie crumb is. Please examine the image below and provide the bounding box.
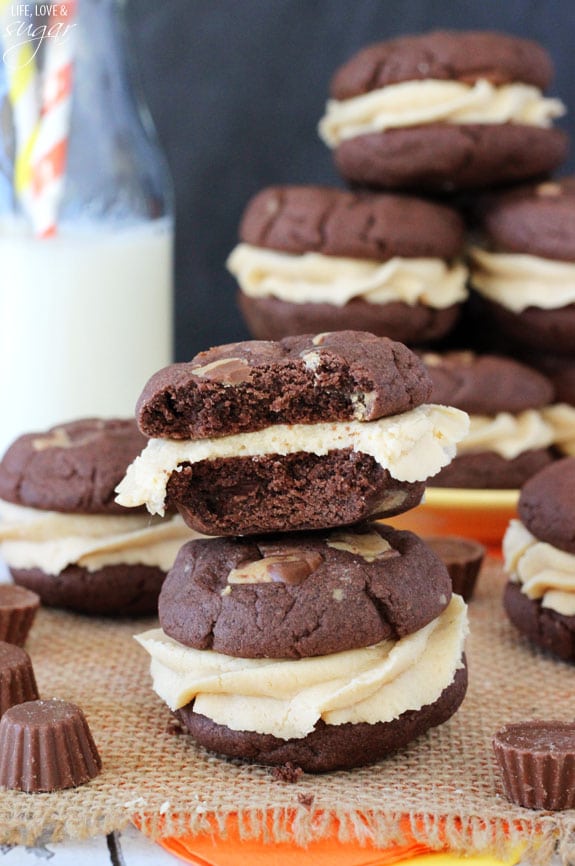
[271,761,303,783]
[297,792,315,808]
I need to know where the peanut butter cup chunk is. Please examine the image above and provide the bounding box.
[424,536,485,601]
[0,699,102,792]
[0,643,39,717]
[136,331,432,440]
[493,720,575,810]
[0,585,40,646]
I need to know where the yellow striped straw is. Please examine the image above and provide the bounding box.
[0,0,40,213]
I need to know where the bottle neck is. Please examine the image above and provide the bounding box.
[0,0,173,229]
[61,0,172,225]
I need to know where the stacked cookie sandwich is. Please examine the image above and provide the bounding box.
[0,419,197,616]
[118,331,471,771]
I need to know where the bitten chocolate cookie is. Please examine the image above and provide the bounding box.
[319,31,567,192]
[503,457,575,660]
[228,185,467,344]
[469,179,575,354]
[117,332,469,535]
[159,525,452,658]
[423,352,555,489]
[135,331,432,439]
[0,419,195,616]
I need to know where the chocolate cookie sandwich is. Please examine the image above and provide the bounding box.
[227,185,468,344]
[469,178,575,355]
[116,331,469,535]
[318,31,567,192]
[423,352,555,489]
[538,355,575,458]
[503,457,575,660]
[136,524,469,772]
[0,419,198,615]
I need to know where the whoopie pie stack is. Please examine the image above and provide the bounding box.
[227,29,569,359]
[118,330,471,772]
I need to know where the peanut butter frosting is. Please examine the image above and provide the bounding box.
[457,410,554,460]
[227,243,468,308]
[115,405,470,516]
[542,404,575,456]
[504,519,575,617]
[136,595,468,740]
[319,79,565,147]
[469,247,575,312]
[0,499,198,574]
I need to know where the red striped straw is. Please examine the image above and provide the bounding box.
[30,1,77,237]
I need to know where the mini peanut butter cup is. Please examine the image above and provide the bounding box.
[0,642,39,717]
[493,720,575,810]
[0,699,102,792]
[0,585,40,646]
[424,536,485,601]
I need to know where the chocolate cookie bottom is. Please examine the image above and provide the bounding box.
[334,124,567,192]
[430,448,554,490]
[238,293,461,346]
[480,298,575,355]
[10,563,166,616]
[167,451,425,536]
[504,581,575,662]
[176,660,467,773]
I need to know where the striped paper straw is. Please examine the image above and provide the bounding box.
[29,0,77,237]
[0,0,40,220]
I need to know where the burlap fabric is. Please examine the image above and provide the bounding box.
[0,557,573,863]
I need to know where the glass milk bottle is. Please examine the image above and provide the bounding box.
[0,0,173,456]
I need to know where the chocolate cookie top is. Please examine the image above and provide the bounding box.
[423,352,554,414]
[0,418,147,514]
[137,331,432,440]
[158,524,452,659]
[239,186,465,262]
[330,31,554,100]
[479,178,575,261]
[518,457,575,554]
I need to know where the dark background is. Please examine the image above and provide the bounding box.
[125,1,575,362]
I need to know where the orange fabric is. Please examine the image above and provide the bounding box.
[157,813,435,866]
[138,813,526,866]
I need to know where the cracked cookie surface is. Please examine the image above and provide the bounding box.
[0,418,147,514]
[159,524,452,658]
